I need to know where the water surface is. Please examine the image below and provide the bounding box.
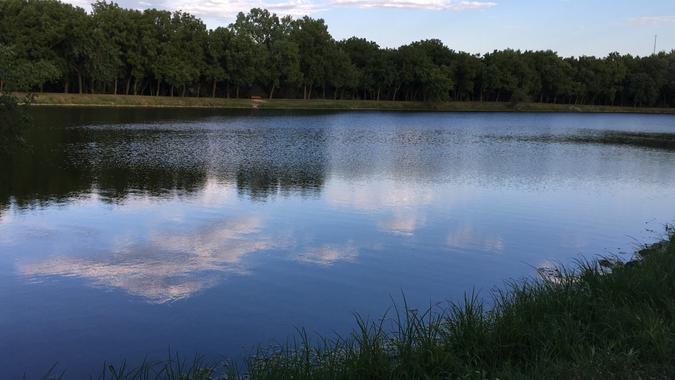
[1,109,674,377]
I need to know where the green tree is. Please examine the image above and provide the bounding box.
[227,33,259,98]
[233,9,301,99]
[451,52,482,101]
[0,0,66,91]
[325,46,357,99]
[91,1,135,94]
[291,16,332,99]
[263,38,302,99]
[0,44,59,92]
[204,27,231,97]
[628,72,658,107]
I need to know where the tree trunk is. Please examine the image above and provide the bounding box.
[171,85,174,97]
[212,79,217,98]
[64,80,69,94]
[125,78,131,95]
[77,71,83,94]
[392,86,399,101]
[0,80,4,92]
[114,79,118,95]
[133,78,138,95]
[303,84,307,100]
[376,88,380,101]
[322,83,326,99]
[226,83,230,98]
[236,86,239,98]
[181,84,186,97]
[156,79,160,96]
[308,86,312,100]
[269,85,274,100]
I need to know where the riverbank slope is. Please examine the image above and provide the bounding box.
[24,92,675,114]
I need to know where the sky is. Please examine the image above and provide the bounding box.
[62,0,675,57]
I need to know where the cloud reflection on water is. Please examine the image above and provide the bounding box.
[19,216,275,303]
[379,212,423,236]
[446,225,505,253]
[325,180,434,236]
[296,242,358,266]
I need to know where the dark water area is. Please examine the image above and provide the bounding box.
[1,108,675,377]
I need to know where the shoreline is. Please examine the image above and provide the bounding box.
[22,93,675,115]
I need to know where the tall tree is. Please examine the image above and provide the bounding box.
[291,16,332,99]
[204,27,231,98]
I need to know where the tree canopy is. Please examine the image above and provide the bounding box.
[1,0,675,106]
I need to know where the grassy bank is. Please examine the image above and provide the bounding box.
[23,92,675,114]
[50,227,674,379]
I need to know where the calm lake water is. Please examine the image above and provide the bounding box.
[1,108,675,377]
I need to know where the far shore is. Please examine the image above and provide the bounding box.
[19,92,675,115]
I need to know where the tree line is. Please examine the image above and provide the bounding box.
[1,0,675,107]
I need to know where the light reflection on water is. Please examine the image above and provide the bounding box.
[1,109,674,377]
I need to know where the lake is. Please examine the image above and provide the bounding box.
[1,108,674,377]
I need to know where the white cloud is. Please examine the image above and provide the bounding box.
[630,16,675,26]
[62,0,92,8]
[64,0,495,19]
[329,0,495,11]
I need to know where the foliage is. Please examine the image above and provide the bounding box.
[1,0,675,105]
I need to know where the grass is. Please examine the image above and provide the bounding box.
[20,92,675,114]
[38,226,675,379]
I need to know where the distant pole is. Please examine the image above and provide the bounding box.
[653,34,657,55]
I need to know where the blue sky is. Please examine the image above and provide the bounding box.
[64,0,674,57]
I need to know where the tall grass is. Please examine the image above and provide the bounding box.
[54,227,675,379]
